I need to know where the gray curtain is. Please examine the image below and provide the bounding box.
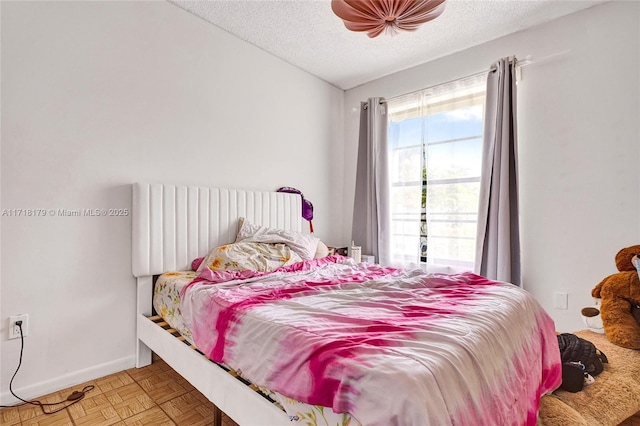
[475,58,521,286]
[352,97,391,266]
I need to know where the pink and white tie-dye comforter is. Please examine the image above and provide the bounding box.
[180,256,561,426]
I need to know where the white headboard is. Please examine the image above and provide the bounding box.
[132,183,303,277]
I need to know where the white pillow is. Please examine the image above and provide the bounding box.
[236,218,319,260]
[315,241,330,259]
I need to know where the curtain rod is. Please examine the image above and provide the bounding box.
[380,56,515,104]
[517,50,571,69]
[373,50,570,106]
[381,69,488,104]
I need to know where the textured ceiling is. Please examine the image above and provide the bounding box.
[169,0,610,90]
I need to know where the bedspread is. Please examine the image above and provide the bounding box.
[180,256,561,426]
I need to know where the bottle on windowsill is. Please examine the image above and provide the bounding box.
[350,241,361,263]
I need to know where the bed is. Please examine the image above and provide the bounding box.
[132,182,562,426]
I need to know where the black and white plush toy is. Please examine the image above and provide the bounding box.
[556,333,608,393]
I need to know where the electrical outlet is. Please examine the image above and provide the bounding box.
[9,314,29,339]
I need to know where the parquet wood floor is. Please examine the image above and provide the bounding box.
[0,357,239,426]
[2,357,640,425]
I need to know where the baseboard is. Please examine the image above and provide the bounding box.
[0,355,136,406]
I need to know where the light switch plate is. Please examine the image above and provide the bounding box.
[554,292,568,310]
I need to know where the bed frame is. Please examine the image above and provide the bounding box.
[132,182,302,425]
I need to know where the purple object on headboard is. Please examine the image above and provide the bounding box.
[277,187,314,223]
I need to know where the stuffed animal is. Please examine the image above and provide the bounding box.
[556,333,608,392]
[590,245,640,349]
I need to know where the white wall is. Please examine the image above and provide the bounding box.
[344,1,640,333]
[0,1,344,403]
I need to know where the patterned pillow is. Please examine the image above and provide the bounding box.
[196,241,302,273]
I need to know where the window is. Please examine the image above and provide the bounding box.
[387,74,487,270]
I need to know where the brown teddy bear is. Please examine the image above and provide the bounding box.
[591,245,640,349]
